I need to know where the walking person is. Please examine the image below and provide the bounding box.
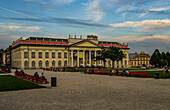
[166,67,168,74]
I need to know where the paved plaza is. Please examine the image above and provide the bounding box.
[0,69,170,110]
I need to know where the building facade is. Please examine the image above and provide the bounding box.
[129,52,151,67]
[10,35,129,69]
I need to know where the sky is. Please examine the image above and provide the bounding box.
[0,0,169,55]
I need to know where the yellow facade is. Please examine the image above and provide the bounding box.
[10,35,129,69]
[129,52,151,67]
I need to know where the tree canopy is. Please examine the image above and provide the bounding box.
[95,46,125,68]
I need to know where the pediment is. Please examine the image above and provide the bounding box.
[69,40,100,48]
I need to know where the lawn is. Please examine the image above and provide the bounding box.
[0,75,46,91]
[65,68,170,79]
[0,71,6,74]
[129,70,170,79]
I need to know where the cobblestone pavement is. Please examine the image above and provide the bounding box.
[0,69,170,110]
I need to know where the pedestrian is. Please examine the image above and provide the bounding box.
[162,67,165,73]
[166,67,168,74]
[115,69,118,75]
[39,72,43,77]
[34,72,39,77]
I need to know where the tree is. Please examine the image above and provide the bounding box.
[166,52,170,66]
[161,52,168,66]
[150,49,162,67]
[107,46,125,68]
[95,46,108,68]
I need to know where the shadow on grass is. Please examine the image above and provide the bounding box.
[0,75,46,92]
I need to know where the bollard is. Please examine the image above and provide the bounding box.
[51,77,57,87]
[155,72,159,79]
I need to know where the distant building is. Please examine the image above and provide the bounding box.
[5,47,12,67]
[129,52,151,67]
[7,35,129,69]
[0,49,5,64]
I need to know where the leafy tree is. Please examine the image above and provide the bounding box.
[150,49,162,67]
[95,46,108,68]
[107,46,125,68]
[161,52,168,66]
[166,52,170,66]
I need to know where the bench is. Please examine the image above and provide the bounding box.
[86,70,111,75]
[128,72,148,77]
[1,69,9,73]
[15,72,47,84]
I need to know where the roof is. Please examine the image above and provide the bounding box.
[129,53,138,59]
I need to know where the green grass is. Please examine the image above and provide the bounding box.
[129,70,170,79]
[0,75,46,91]
[0,71,6,74]
[65,68,170,79]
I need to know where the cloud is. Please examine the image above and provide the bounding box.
[0,22,41,32]
[1,17,110,28]
[150,6,170,11]
[23,0,74,7]
[85,0,104,22]
[99,34,170,55]
[109,19,170,31]
[0,6,37,18]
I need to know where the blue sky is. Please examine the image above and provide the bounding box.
[0,0,169,55]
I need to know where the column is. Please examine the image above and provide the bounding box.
[67,51,69,67]
[94,50,96,66]
[62,50,64,67]
[28,50,31,68]
[21,50,24,69]
[71,50,73,67]
[49,50,52,67]
[77,50,79,67]
[83,50,85,67]
[89,50,91,67]
[35,50,38,68]
[56,50,58,67]
[123,58,125,68]
[127,52,129,68]
[42,50,45,68]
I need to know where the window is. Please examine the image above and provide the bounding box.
[131,62,133,65]
[52,52,55,58]
[125,54,127,58]
[24,52,28,58]
[45,52,49,58]
[108,60,111,67]
[24,61,28,68]
[125,60,127,65]
[45,61,49,67]
[58,52,61,58]
[32,52,35,58]
[39,61,42,68]
[64,60,67,67]
[39,52,42,58]
[32,61,35,68]
[52,60,55,67]
[64,52,67,58]
[58,60,61,67]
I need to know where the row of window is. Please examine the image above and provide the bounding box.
[24,60,68,68]
[135,58,149,60]
[131,61,149,65]
[24,52,67,59]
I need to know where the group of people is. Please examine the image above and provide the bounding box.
[162,67,169,74]
[111,69,129,76]
[34,72,48,83]
[15,69,48,83]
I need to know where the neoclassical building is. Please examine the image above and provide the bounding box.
[129,52,151,67]
[10,35,129,69]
